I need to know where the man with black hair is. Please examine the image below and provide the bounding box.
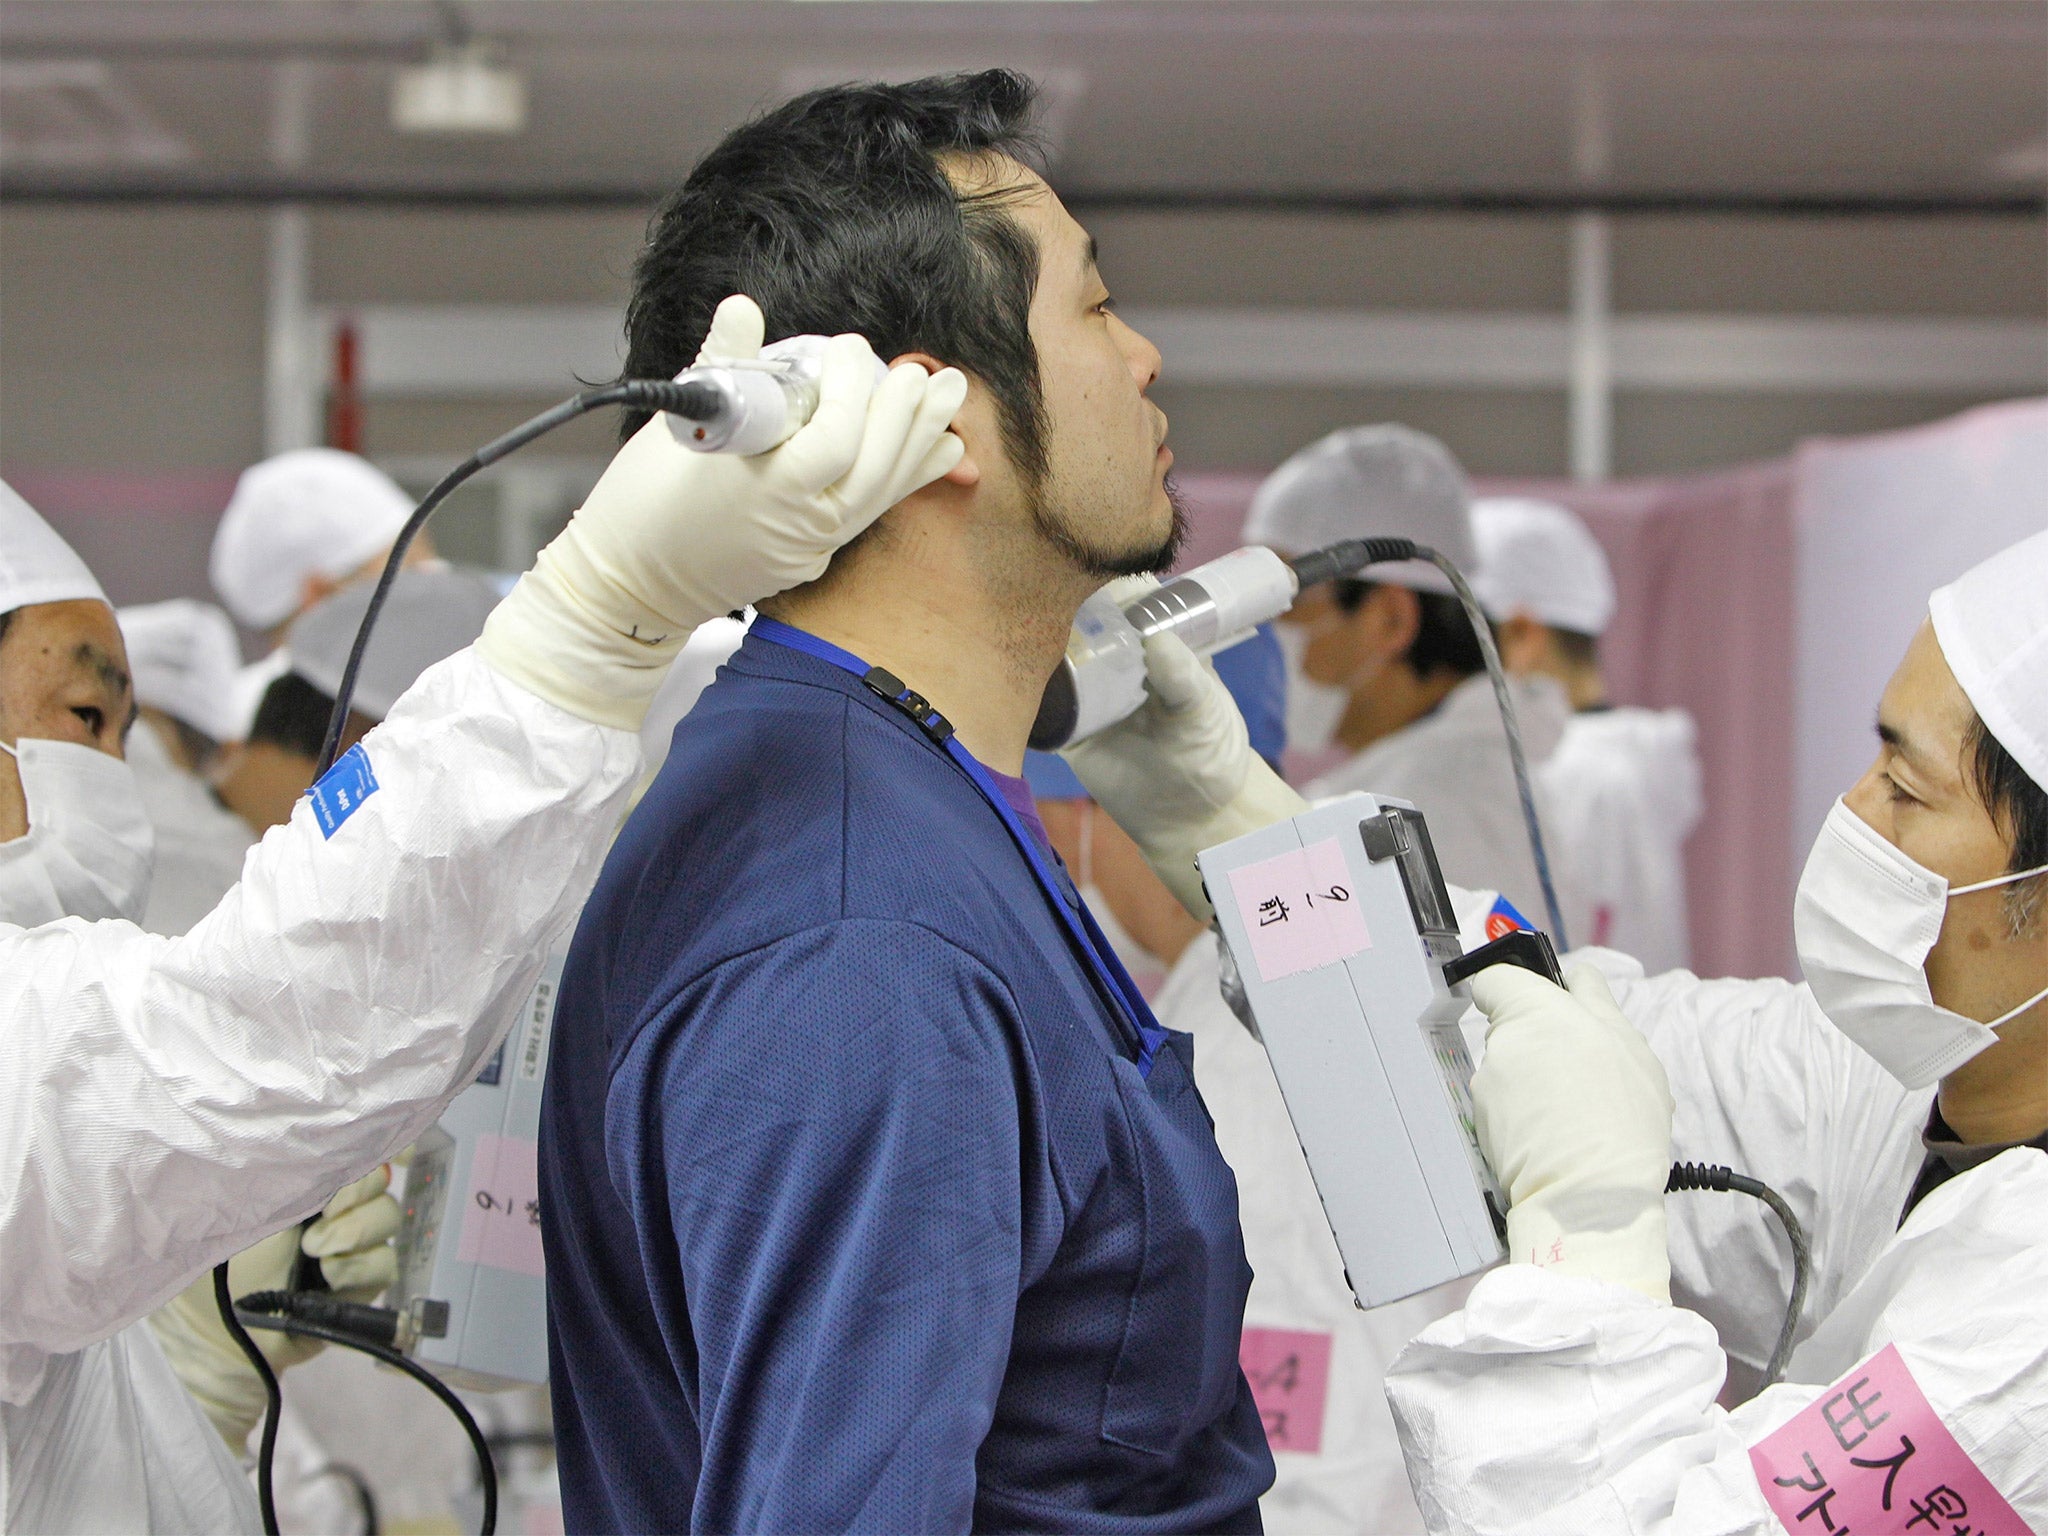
[542,70,1275,1533]
[1244,425,1583,933]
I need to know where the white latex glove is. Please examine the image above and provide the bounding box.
[1060,593,1308,920]
[478,294,969,729]
[147,1167,402,1448]
[1468,962,1675,1302]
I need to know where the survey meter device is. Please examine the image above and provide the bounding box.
[385,936,568,1388]
[1199,792,1509,1308]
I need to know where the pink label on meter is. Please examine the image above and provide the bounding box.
[1228,839,1373,982]
[455,1133,547,1278]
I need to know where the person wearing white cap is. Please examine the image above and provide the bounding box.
[209,447,441,737]
[213,568,504,839]
[0,300,971,1533]
[1473,497,1704,972]
[1066,527,2048,1532]
[1245,425,1583,935]
[117,599,260,936]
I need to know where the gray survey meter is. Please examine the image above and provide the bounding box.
[386,936,566,1388]
[1199,792,1508,1307]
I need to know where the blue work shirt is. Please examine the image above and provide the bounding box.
[540,628,1273,1534]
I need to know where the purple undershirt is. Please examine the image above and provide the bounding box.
[985,765,1053,855]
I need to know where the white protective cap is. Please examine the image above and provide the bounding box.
[1929,526,2048,795]
[0,479,107,616]
[117,599,246,744]
[1241,424,1475,594]
[1469,496,1617,636]
[210,449,415,630]
[287,566,501,721]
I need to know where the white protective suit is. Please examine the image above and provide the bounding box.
[1307,673,1586,940]
[1386,949,2048,1533]
[1538,706,1703,973]
[1158,891,1507,1535]
[127,717,254,938]
[1,650,641,1531]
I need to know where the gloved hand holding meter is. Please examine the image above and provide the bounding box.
[1072,597,1797,1350]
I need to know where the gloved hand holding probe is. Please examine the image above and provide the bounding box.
[147,1168,401,1447]
[1059,578,1308,920]
[478,294,970,729]
[1467,961,1676,1301]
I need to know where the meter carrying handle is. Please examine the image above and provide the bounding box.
[1442,928,1564,991]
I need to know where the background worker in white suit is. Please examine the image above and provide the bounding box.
[1066,525,2048,1534]
[1472,496,1704,972]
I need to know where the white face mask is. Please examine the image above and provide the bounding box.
[1275,621,1348,757]
[0,736,155,927]
[1795,797,2048,1089]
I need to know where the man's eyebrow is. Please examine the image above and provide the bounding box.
[1877,718,1937,776]
[74,641,131,699]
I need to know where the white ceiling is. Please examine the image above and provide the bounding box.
[0,1,2042,200]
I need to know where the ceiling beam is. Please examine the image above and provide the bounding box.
[3,174,2040,217]
[312,302,2048,398]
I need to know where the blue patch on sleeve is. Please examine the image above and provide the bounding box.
[306,743,381,839]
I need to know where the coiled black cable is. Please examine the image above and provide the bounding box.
[1667,1161,1811,1389]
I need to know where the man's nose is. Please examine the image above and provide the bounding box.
[1113,313,1163,392]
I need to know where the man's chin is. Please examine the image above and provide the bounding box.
[1032,472,1188,581]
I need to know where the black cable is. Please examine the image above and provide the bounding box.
[237,1307,498,1536]
[235,1289,402,1347]
[1667,1162,1812,1389]
[312,376,725,774]
[310,1460,381,1536]
[212,1262,285,1534]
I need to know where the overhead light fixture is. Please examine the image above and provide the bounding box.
[392,42,527,136]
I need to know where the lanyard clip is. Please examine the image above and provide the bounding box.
[863,667,955,745]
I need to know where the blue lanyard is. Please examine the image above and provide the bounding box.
[751,617,1169,1077]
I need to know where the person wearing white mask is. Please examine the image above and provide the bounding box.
[1472,497,1704,971]
[209,448,441,737]
[117,598,260,936]
[0,301,970,1533]
[1066,526,2048,1532]
[1245,425,1583,937]
[0,486,157,928]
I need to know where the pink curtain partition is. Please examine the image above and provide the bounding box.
[1484,468,1800,981]
[1175,465,1800,981]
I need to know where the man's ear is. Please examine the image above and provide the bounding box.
[1497,613,1547,674]
[890,350,981,487]
[1364,583,1423,664]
